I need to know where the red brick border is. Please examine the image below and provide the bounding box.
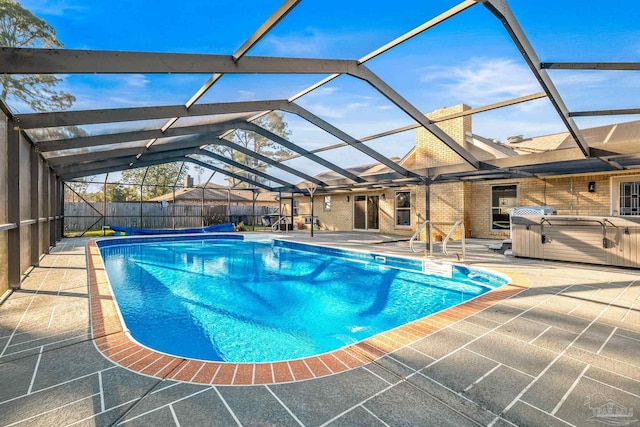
[87,240,529,385]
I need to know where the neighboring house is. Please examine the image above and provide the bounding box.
[149,182,280,208]
[283,104,640,240]
[149,182,281,225]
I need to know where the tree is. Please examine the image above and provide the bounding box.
[0,0,75,111]
[108,184,138,202]
[64,181,89,202]
[121,163,190,200]
[207,112,293,188]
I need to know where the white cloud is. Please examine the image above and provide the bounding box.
[264,28,329,57]
[21,0,86,17]
[419,58,540,105]
[346,102,370,109]
[262,27,376,58]
[301,103,344,119]
[124,74,150,88]
[317,87,339,96]
[237,90,257,100]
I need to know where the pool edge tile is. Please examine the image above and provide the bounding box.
[86,238,530,386]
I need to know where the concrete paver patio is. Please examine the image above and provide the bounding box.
[1,232,639,426]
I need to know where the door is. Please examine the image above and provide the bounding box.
[353,195,379,231]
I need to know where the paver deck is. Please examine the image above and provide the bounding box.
[1,231,639,426]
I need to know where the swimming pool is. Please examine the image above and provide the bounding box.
[97,235,508,363]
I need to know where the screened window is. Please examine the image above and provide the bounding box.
[324,196,331,211]
[620,182,640,215]
[395,191,411,226]
[491,185,517,230]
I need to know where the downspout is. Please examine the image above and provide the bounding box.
[570,177,574,215]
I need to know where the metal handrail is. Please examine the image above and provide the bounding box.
[271,215,289,233]
[410,215,432,256]
[540,217,617,248]
[443,220,466,261]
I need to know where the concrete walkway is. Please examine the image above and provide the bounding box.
[0,232,639,426]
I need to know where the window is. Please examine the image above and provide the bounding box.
[395,191,411,226]
[491,185,517,230]
[619,181,640,215]
[610,176,640,216]
[293,200,299,216]
[323,196,331,211]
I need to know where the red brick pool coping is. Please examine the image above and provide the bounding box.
[87,240,530,385]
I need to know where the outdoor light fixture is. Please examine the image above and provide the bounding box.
[588,181,596,192]
[346,196,350,202]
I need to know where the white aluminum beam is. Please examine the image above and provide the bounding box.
[285,102,425,176]
[18,100,284,129]
[211,141,327,187]
[62,156,277,191]
[569,108,640,117]
[349,66,480,168]
[358,0,477,63]
[540,62,640,71]
[233,0,301,61]
[237,122,365,183]
[0,48,360,75]
[37,118,250,152]
[482,0,591,157]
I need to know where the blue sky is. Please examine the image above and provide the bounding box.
[14,0,640,184]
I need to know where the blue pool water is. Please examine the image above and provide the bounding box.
[97,235,508,363]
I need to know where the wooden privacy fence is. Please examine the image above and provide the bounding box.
[64,202,278,232]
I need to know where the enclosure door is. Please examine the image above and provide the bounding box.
[353,195,379,231]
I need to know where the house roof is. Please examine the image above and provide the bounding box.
[505,119,640,153]
[149,183,278,203]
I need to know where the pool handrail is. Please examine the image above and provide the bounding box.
[443,220,466,261]
[410,214,432,256]
[271,215,290,233]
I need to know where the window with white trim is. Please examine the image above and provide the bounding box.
[619,181,640,215]
[293,200,299,216]
[395,191,411,226]
[610,175,640,216]
[491,184,517,230]
[323,196,331,211]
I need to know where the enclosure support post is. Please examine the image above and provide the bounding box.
[140,167,149,228]
[171,186,175,229]
[49,169,56,248]
[201,186,205,227]
[30,145,40,267]
[56,177,63,241]
[7,118,21,289]
[308,187,316,238]
[42,163,50,254]
[290,194,294,231]
[426,182,431,250]
[252,190,259,231]
[103,174,108,235]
